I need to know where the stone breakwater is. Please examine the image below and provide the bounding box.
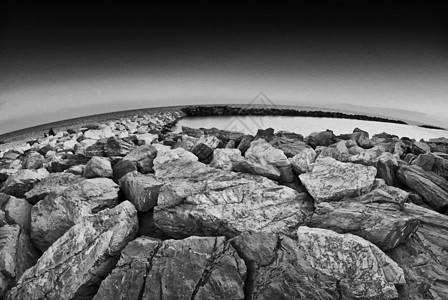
[0,109,448,299]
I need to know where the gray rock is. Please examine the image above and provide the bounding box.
[0,169,50,198]
[30,177,119,252]
[84,156,113,178]
[209,148,244,171]
[94,236,246,300]
[306,130,337,148]
[1,194,33,232]
[21,152,45,169]
[397,164,448,210]
[191,135,221,163]
[24,172,81,204]
[0,225,40,299]
[123,144,157,174]
[112,159,137,182]
[7,201,138,300]
[299,157,377,203]
[297,226,405,299]
[120,171,162,212]
[289,147,317,174]
[237,134,254,155]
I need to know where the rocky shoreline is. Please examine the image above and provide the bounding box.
[1,109,448,299]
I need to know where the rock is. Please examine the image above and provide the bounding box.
[7,201,138,300]
[201,127,245,144]
[412,141,430,155]
[83,127,114,140]
[297,226,405,299]
[112,159,137,182]
[299,157,377,203]
[237,134,254,155]
[387,203,448,299]
[0,225,39,299]
[428,137,448,153]
[306,130,337,148]
[122,144,157,174]
[268,136,309,158]
[403,153,417,163]
[308,187,419,250]
[289,147,317,174]
[0,169,18,183]
[84,137,135,157]
[64,164,85,176]
[21,152,45,169]
[135,133,158,145]
[275,130,304,140]
[374,152,400,187]
[24,172,81,204]
[1,194,33,232]
[230,231,339,299]
[181,126,203,137]
[30,177,119,252]
[62,139,77,152]
[94,236,246,300]
[0,169,49,198]
[413,153,434,171]
[209,148,244,171]
[83,156,113,178]
[120,171,163,212]
[397,164,448,211]
[234,139,294,182]
[191,135,221,163]
[318,140,350,162]
[253,128,275,142]
[432,153,448,179]
[153,148,313,239]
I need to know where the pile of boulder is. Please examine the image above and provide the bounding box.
[1,112,448,299]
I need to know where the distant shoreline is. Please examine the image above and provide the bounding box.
[1,104,446,146]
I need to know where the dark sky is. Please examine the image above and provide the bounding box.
[1,1,447,133]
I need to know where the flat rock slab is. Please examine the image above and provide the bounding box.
[299,157,377,203]
[397,164,448,210]
[93,236,246,300]
[153,148,314,239]
[6,201,138,300]
[297,226,405,300]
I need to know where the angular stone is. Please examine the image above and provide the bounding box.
[201,127,245,144]
[253,128,275,142]
[297,226,405,299]
[209,148,244,171]
[21,152,45,169]
[7,201,138,300]
[236,134,254,155]
[112,159,137,182]
[234,139,294,182]
[0,169,50,198]
[0,225,39,299]
[24,173,81,204]
[153,148,313,239]
[308,187,419,250]
[191,135,221,163]
[289,147,317,174]
[387,203,448,299]
[120,171,162,212]
[94,236,246,300]
[31,177,119,252]
[306,130,337,148]
[397,164,448,210]
[269,135,309,158]
[299,157,377,203]
[84,156,113,178]
[412,141,430,155]
[122,144,157,174]
[413,153,434,171]
[2,195,33,232]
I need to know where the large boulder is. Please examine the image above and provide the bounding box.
[6,201,138,300]
[236,134,254,155]
[397,164,448,211]
[94,236,246,300]
[120,171,163,212]
[387,203,448,299]
[297,226,405,299]
[234,139,294,182]
[30,177,119,252]
[306,130,337,148]
[0,225,40,299]
[308,186,419,250]
[299,157,377,203]
[191,135,221,163]
[24,173,81,204]
[269,135,309,157]
[153,148,314,239]
[83,156,113,178]
[112,159,138,182]
[0,169,49,198]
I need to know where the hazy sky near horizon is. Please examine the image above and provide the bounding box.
[1,1,447,134]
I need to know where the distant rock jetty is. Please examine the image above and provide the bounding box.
[1,109,448,299]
